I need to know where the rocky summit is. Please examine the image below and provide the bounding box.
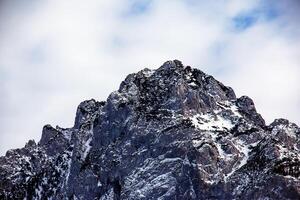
[0,60,299,200]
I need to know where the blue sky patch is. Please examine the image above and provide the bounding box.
[233,14,257,31]
[232,3,279,31]
[261,5,279,20]
[126,0,152,16]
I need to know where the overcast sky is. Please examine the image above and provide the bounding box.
[0,0,299,155]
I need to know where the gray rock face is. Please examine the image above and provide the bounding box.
[0,60,299,199]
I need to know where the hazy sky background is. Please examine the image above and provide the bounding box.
[0,0,299,155]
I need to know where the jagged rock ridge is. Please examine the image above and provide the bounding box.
[0,60,299,199]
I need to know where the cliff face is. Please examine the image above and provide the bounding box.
[0,60,299,199]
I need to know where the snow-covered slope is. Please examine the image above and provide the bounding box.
[0,60,299,199]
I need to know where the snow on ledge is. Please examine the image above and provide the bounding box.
[190,113,234,131]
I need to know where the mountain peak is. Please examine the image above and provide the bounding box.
[118,60,237,117]
[0,61,299,199]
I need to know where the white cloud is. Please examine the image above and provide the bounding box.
[220,23,300,123]
[0,0,299,155]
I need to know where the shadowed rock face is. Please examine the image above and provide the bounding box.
[0,60,299,200]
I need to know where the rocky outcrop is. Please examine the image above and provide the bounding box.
[0,60,299,199]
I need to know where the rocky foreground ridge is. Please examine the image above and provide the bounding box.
[0,60,299,199]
